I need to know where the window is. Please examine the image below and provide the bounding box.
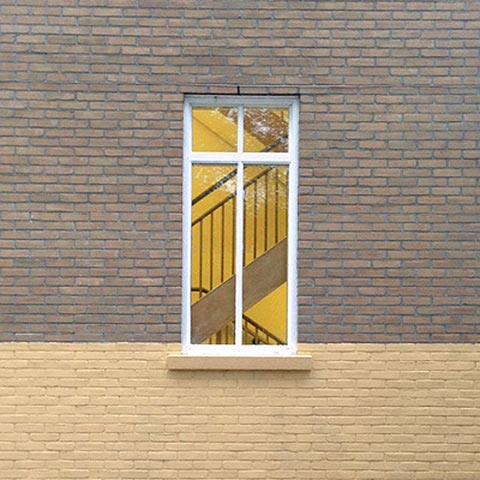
[182,96,298,355]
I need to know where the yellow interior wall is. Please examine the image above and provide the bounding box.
[192,118,237,152]
[192,108,271,153]
[244,284,287,341]
[191,110,288,344]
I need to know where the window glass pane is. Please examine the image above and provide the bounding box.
[192,107,238,152]
[243,108,289,153]
[242,165,288,345]
[190,165,237,345]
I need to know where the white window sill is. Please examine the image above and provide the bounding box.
[167,354,312,371]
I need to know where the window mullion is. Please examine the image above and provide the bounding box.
[234,107,244,346]
[234,164,244,347]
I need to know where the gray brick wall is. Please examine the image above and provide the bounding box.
[0,1,479,341]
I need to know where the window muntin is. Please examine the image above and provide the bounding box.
[183,97,298,355]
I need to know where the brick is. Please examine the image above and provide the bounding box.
[6,343,480,477]
[0,0,478,344]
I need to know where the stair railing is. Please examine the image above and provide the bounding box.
[205,315,286,346]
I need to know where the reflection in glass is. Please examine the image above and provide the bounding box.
[244,108,289,153]
[191,165,237,344]
[192,107,238,152]
[242,165,288,345]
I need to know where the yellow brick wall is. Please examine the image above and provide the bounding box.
[0,343,479,479]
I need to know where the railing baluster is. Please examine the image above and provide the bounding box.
[232,200,235,276]
[253,179,257,260]
[264,173,268,252]
[275,167,279,244]
[243,185,247,265]
[199,222,203,298]
[210,211,214,291]
[284,173,288,239]
[221,204,225,283]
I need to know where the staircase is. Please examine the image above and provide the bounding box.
[191,165,288,345]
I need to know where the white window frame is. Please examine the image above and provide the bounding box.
[182,95,299,356]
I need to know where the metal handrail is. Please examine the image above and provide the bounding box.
[192,168,237,206]
[192,165,276,226]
